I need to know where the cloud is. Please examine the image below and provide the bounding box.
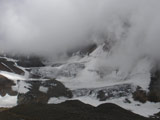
[0,0,160,62]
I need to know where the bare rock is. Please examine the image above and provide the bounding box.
[133,87,147,103]
[17,79,72,105]
[0,75,17,96]
[0,58,24,75]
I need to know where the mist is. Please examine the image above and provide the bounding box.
[0,0,160,63]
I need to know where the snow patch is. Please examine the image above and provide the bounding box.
[39,86,48,93]
[48,97,68,104]
[0,71,26,81]
[72,96,160,118]
[17,81,31,94]
[0,94,17,107]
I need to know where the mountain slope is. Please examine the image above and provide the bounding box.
[0,100,153,120]
[0,44,160,118]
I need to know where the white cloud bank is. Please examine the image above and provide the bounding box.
[0,0,160,61]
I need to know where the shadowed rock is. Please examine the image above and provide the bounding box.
[0,75,17,96]
[0,58,24,75]
[0,100,152,120]
[133,68,160,103]
[148,69,160,102]
[72,84,135,101]
[16,56,45,67]
[18,79,72,105]
[67,43,97,57]
[133,87,148,103]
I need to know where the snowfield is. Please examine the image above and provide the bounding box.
[0,46,159,117]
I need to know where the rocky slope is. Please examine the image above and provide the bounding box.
[0,100,155,120]
[0,44,160,119]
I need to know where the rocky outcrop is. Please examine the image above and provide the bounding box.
[153,112,160,119]
[0,75,17,96]
[0,54,45,68]
[72,84,135,101]
[0,100,151,120]
[31,62,85,79]
[17,79,72,105]
[133,87,148,103]
[0,58,24,75]
[67,43,97,57]
[133,68,160,103]
[16,56,45,67]
[57,63,85,78]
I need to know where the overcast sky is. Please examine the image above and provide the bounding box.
[0,0,160,61]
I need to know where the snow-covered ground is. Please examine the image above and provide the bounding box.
[48,96,160,118]
[0,71,26,81]
[39,86,48,93]
[54,46,152,91]
[46,46,159,117]
[0,46,159,117]
[0,94,17,107]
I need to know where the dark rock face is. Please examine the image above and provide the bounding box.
[0,54,45,68]
[18,79,72,105]
[51,63,63,67]
[72,84,135,101]
[0,58,24,75]
[133,68,160,103]
[16,56,45,67]
[0,100,151,120]
[0,75,17,96]
[133,87,148,103]
[30,62,86,79]
[148,69,160,102]
[67,43,97,57]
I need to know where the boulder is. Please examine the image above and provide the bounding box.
[0,58,24,75]
[72,84,135,101]
[148,69,160,102]
[0,75,17,96]
[133,68,160,103]
[133,87,148,103]
[17,79,72,105]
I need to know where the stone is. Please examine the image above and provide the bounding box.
[17,79,72,105]
[0,75,17,96]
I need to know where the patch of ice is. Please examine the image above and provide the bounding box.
[0,71,26,81]
[47,94,160,118]
[39,86,48,93]
[1,62,14,72]
[31,66,58,78]
[0,94,17,107]
[11,83,18,92]
[17,81,31,94]
[0,56,17,62]
[48,97,68,104]
[57,55,151,91]
[14,63,30,79]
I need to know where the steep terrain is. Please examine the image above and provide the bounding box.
[0,43,160,119]
[0,100,155,120]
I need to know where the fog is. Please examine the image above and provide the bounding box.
[0,0,160,62]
